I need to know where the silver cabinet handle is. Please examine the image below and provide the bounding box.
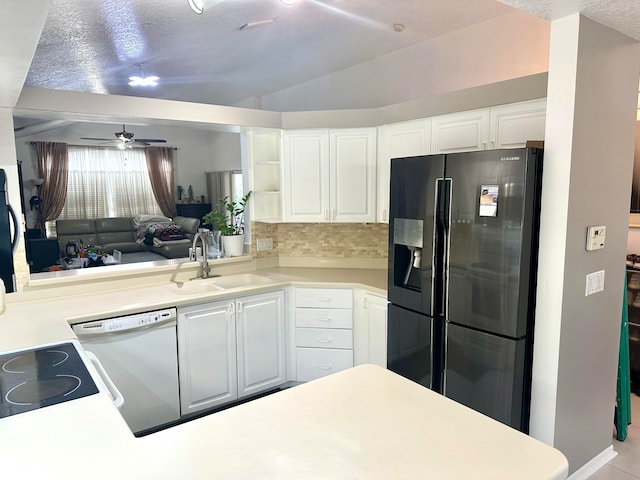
[317,364,332,370]
[317,337,332,344]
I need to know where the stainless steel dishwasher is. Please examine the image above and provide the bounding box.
[72,308,180,435]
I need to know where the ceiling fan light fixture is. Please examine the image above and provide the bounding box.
[128,75,159,87]
[188,0,204,14]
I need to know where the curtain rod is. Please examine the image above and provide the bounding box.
[28,142,178,150]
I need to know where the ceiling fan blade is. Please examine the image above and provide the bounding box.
[135,139,167,143]
[81,137,114,141]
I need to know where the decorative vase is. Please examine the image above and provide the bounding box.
[222,234,244,257]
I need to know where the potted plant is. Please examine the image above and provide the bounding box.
[202,192,252,257]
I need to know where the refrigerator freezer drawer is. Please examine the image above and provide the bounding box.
[296,347,354,382]
[445,322,527,431]
[387,304,442,391]
[296,327,353,350]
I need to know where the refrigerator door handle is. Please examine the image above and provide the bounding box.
[7,204,20,254]
[433,178,452,318]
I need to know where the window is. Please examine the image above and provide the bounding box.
[57,146,162,220]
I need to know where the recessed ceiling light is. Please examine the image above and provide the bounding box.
[188,0,204,14]
[280,0,296,5]
[393,23,405,33]
[128,76,159,87]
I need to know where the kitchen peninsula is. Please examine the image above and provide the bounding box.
[0,265,568,479]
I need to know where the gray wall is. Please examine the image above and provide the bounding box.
[531,14,640,472]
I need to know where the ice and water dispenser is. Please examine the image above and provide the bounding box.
[392,218,424,292]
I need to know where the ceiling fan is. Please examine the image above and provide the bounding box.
[81,125,167,149]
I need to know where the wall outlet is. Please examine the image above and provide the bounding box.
[257,238,273,251]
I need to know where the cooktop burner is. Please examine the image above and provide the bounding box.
[0,342,99,418]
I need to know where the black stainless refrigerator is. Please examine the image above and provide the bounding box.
[0,169,20,293]
[387,147,543,432]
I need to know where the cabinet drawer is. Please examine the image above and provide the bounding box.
[296,347,353,382]
[295,308,353,329]
[295,288,353,309]
[296,328,353,349]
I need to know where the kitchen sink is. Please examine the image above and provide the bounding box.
[211,273,274,289]
[165,281,224,295]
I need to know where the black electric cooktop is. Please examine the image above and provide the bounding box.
[0,342,99,419]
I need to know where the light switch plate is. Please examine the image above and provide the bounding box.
[585,270,605,296]
[586,225,606,251]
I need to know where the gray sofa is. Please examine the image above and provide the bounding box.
[55,216,201,259]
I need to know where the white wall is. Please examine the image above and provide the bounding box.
[207,131,242,173]
[257,11,550,112]
[628,227,640,253]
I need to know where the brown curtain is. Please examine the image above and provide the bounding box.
[145,146,176,218]
[34,141,69,233]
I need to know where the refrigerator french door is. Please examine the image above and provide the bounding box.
[387,147,543,432]
[0,169,20,293]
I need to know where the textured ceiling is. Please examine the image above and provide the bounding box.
[24,0,517,108]
[500,0,640,41]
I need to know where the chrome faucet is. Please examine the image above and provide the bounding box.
[191,231,212,279]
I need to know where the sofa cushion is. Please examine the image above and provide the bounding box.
[173,216,200,239]
[55,219,99,256]
[102,242,146,254]
[95,217,135,233]
[56,219,96,236]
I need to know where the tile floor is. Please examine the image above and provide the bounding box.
[590,393,640,479]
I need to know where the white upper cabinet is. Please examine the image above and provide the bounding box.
[489,99,547,149]
[430,108,491,153]
[330,128,377,223]
[376,119,431,223]
[283,128,376,223]
[283,129,330,222]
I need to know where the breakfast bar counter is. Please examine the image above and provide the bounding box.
[0,364,567,479]
[0,265,567,479]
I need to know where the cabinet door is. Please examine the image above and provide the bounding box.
[330,128,377,223]
[178,301,237,415]
[282,129,330,222]
[236,291,286,398]
[431,108,490,153]
[489,99,546,149]
[354,291,388,367]
[377,119,431,223]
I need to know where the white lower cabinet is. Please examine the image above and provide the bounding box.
[354,290,388,368]
[178,290,285,416]
[293,287,354,381]
[236,291,286,398]
[296,348,354,382]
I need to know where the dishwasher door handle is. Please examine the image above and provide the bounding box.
[85,351,125,409]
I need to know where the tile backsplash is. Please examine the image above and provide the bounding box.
[251,222,388,259]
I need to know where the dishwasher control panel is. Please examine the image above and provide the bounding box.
[73,308,177,335]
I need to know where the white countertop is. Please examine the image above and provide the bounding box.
[0,266,386,351]
[0,365,568,479]
[0,267,568,479]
